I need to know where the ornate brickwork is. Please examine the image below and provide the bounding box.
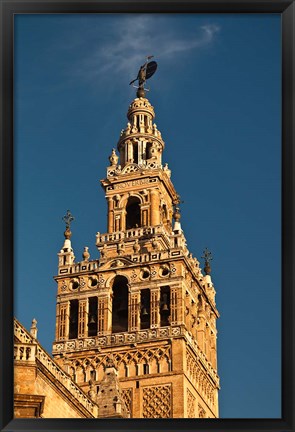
[63,344,171,384]
[187,389,196,418]
[122,388,132,415]
[186,348,216,409]
[142,384,172,418]
[198,404,206,418]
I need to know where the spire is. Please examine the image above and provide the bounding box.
[58,210,75,267]
[110,58,165,172]
[30,318,38,339]
[62,209,74,249]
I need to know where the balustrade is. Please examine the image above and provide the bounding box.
[96,225,169,245]
[14,343,36,361]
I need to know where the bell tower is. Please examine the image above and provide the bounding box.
[52,66,220,418]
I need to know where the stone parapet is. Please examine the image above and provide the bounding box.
[53,325,184,354]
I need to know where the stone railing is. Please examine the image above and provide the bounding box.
[14,343,37,361]
[36,346,97,416]
[14,319,98,417]
[53,325,184,354]
[96,225,168,245]
[14,320,33,344]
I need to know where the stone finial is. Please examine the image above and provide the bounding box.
[133,239,140,254]
[173,206,182,232]
[30,318,38,339]
[59,210,75,266]
[82,246,90,262]
[109,148,119,166]
[202,248,213,275]
[64,227,72,240]
[163,163,171,177]
[173,207,181,222]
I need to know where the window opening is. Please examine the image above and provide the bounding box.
[112,276,129,333]
[160,286,171,327]
[69,300,78,339]
[126,197,141,229]
[140,288,151,329]
[88,297,98,336]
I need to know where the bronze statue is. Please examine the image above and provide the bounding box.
[129,56,157,97]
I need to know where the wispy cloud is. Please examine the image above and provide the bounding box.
[68,16,220,83]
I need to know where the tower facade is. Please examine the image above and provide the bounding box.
[52,91,220,418]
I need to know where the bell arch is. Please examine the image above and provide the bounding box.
[112,275,129,333]
[126,196,141,229]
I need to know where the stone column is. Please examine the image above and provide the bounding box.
[58,301,70,340]
[78,298,88,338]
[170,287,178,325]
[141,205,149,227]
[150,190,160,226]
[98,296,108,334]
[128,141,133,163]
[107,197,114,233]
[129,291,140,331]
[105,294,112,334]
[55,303,60,340]
[150,288,160,328]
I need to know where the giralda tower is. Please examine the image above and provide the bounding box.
[52,60,220,418]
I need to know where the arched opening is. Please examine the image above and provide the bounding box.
[112,276,129,333]
[160,286,171,327]
[88,297,98,337]
[133,143,138,164]
[69,300,78,339]
[146,142,152,159]
[90,369,96,381]
[140,288,151,329]
[161,203,169,225]
[126,197,141,229]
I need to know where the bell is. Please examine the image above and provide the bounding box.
[162,303,169,312]
[141,307,148,316]
[88,315,96,325]
[161,293,169,313]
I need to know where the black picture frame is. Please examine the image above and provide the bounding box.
[0,1,294,431]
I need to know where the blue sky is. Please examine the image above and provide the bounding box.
[14,13,281,418]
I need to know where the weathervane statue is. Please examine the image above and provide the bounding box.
[129,56,158,98]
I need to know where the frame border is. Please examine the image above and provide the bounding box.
[0,1,294,431]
